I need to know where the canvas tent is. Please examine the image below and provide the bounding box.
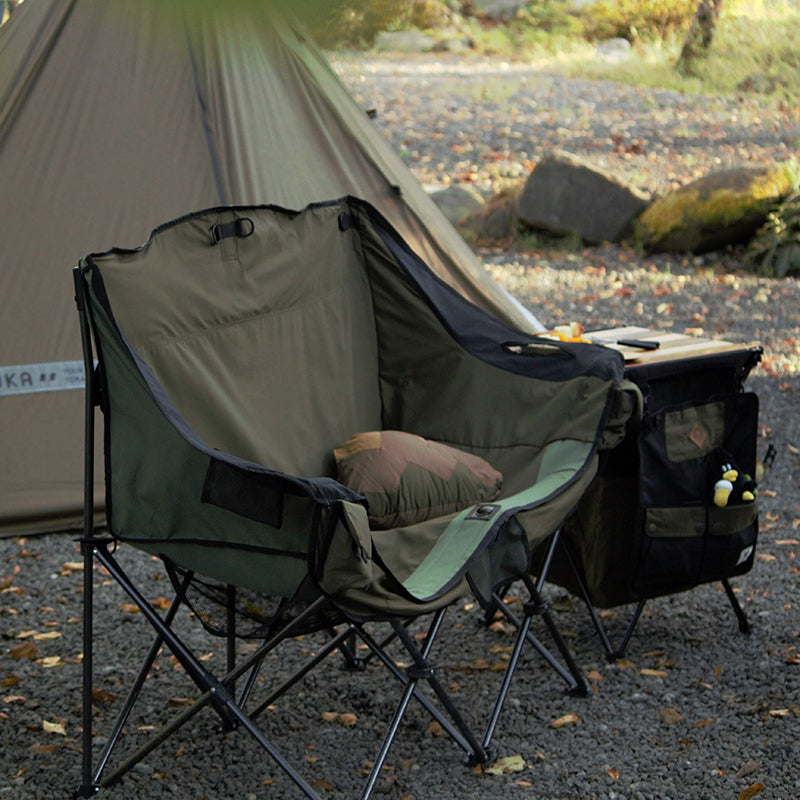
[0,0,542,537]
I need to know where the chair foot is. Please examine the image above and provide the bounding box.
[464,746,494,767]
[567,681,589,698]
[722,578,751,634]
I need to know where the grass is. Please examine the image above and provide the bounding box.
[464,0,800,109]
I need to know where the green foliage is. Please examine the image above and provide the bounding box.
[745,193,800,277]
[302,0,451,48]
[745,158,800,278]
[745,161,800,276]
[514,1,586,36]
[573,0,697,43]
[695,6,800,103]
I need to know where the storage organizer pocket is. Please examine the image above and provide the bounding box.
[630,392,759,597]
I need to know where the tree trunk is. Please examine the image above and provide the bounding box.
[676,0,724,76]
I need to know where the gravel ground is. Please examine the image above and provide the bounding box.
[2,54,799,800]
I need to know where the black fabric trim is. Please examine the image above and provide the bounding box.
[202,458,285,527]
[357,199,626,385]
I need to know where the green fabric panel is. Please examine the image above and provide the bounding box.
[708,501,758,536]
[87,268,313,598]
[399,439,592,601]
[316,502,376,598]
[97,206,382,478]
[644,502,757,541]
[361,220,614,492]
[664,401,725,462]
[318,503,472,617]
[600,379,642,451]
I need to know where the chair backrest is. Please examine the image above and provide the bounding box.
[79,197,627,602]
[99,203,383,478]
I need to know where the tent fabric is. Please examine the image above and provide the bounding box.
[78,197,624,616]
[0,0,540,537]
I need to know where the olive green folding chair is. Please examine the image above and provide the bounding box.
[74,197,624,798]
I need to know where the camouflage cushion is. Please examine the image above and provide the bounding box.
[334,431,503,530]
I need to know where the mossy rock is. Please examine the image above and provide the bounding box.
[459,186,522,242]
[635,164,794,253]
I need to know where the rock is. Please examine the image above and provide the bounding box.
[470,0,525,20]
[431,36,474,54]
[461,188,520,241]
[429,184,486,224]
[374,31,436,53]
[635,164,795,253]
[517,149,651,244]
[595,38,632,63]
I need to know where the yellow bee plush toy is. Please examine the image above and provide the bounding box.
[713,462,757,508]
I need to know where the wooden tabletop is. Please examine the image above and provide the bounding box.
[583,326,756,366]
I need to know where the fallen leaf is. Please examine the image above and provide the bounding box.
[736,760,762,779]
[169,697,194,706]
[119,603,140,613]
[321,711,357,727]
[91,687,117,704]
[640,668,669,678]
[427,721,445,738]
[9,641,38,661]
[451,658,490,674]
[738,783,764,800]
[660,707,683,725]
[484,754,526,775]
[42,720,66,736]
[31,742,60,753]
[693,718,716,728]
[3,695,26,704]
[33,631,61,641]
[551,712,579,729]
[38,656,63,668]
[606,767,619,779]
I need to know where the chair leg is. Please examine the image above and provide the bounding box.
[558,535,646,662]
[481,572,589,753]
[722,578,751,634]
[80,541,327,800]
[356,609,489,800]
[479,529,590,753]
